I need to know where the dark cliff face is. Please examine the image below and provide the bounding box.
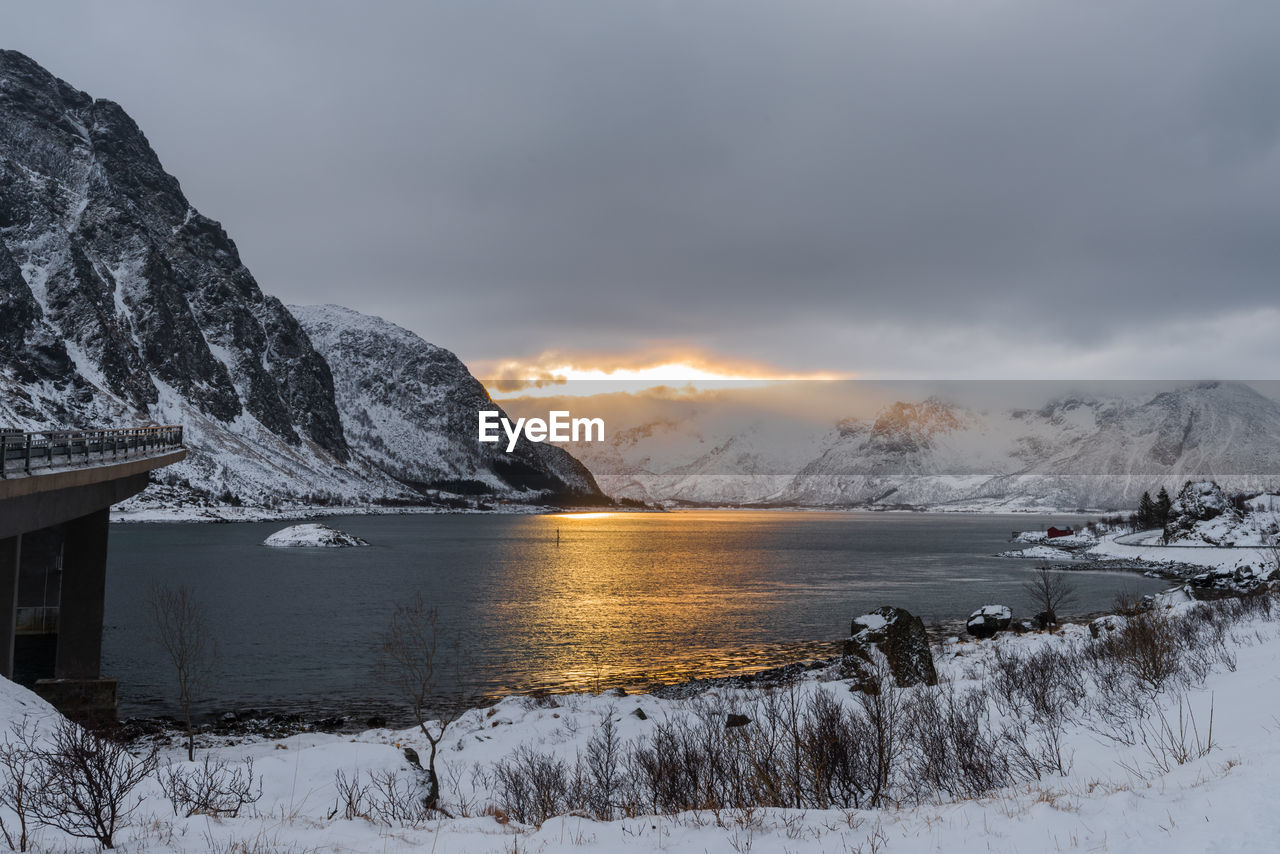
[0,49,346,456]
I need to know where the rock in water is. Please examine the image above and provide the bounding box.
[966,605,1013,639]
[263,523,369,548]
[842,606,938,688]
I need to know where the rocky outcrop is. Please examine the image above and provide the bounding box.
[966,605,1012,639]
[1163,481,1242,544]
[842,606,938,688]
[1186,564,1280,600]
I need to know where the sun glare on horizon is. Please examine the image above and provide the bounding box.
[484,359,846,398]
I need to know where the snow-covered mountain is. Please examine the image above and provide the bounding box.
[561,382,1280,510]
[0,50,601,508]
[293,305,600,500]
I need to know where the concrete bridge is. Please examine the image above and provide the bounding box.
[0,426,185,719]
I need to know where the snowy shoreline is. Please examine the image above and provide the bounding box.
[111,500,1100,524]
[110,500,627,524]
[8,591,1280,852]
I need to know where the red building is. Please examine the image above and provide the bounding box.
[1047,526,1074,538]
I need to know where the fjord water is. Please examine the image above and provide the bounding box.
[104,511,1165,719]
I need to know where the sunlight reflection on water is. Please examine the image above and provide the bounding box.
[105,511,1168,718]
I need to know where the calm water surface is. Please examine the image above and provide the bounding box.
[104,511,1166,718]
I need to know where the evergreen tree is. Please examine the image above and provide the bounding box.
[1156,486,1173,526]
[1137,491,1157,529]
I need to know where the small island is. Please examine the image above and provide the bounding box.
[262,523,370,548]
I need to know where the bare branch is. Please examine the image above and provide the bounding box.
[151,584,216,761]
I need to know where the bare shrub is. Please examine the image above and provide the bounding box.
[1111,589,1147,617]
[1098,609,1184,694]
[990,645,1088,723]
[905,684,1011,800]
[625,697,746,815]
[1176,607,1236,680]
[1022,568,1078,626]
[378,594,472,812]
[158,754,261,818]
[493,746,572,826]
[855,674,904,807]
[367,769,432,826]
[0,717,41,852]
[1119,693,1215,776]
[748,684,803,809]
[469,593,1272,824]
[798,689,870,809]
[440,761,487,817]
[330,768,372,822]
[582,711,623,820]
[151,584,216,762]
[29,718,158,850]
[986,645,1086,776]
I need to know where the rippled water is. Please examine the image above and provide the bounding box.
[103,511,1167,719]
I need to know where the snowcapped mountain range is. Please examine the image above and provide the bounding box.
[0,50,601,508]
[552,382,1280,511]
[4,50,1277,516]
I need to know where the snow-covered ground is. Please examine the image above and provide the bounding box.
[998,544,1079,561]
[1012,529,1098,548]
[110,484,556,524]
[1086,533,1277,572]
[5,596,1280,852]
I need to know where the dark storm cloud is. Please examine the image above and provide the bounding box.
[8,1,1280,375]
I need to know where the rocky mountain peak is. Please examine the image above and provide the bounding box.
[869,398,963,454]
[1,49,346,460]
[1,51,603,507]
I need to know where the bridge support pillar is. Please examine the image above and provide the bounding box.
[34,509,117,723]
[0,535,19,680]
[54,508,108,680]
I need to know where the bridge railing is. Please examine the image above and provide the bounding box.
[0,425,184,479]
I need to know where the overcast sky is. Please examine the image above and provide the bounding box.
[9,1,1280,380]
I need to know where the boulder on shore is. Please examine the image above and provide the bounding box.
[842,606,938,689]
[966,605,1013,639]
[1089,614,1128,639]
[1187,564,1280,599]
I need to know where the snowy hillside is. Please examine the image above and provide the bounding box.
[293,305,601,501]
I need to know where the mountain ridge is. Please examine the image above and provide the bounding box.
[0,49,603,509]
[556,382,1280,511]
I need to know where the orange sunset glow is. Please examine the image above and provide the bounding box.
[482,353,846,398]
